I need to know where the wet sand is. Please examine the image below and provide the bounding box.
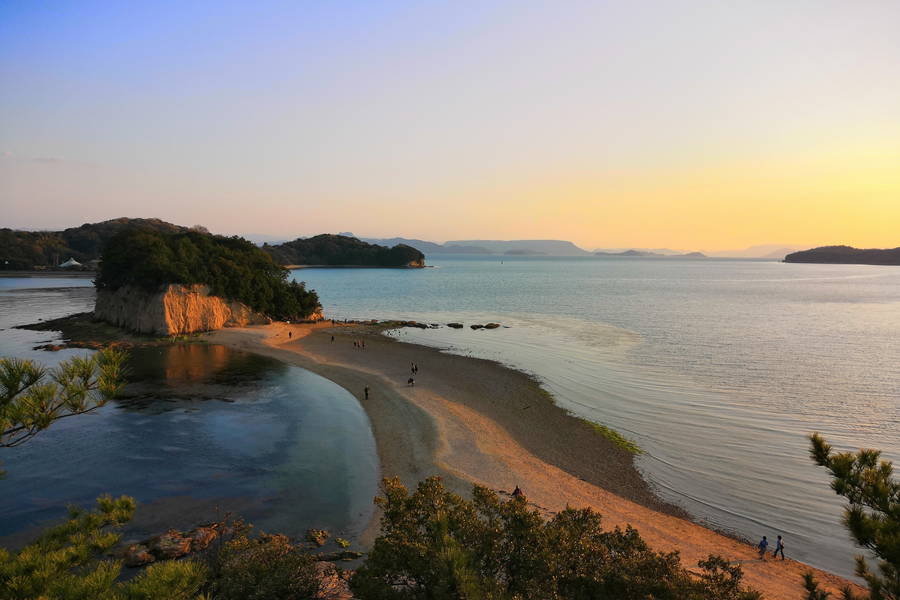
[206,321,862,599]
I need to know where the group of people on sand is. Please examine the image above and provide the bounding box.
[757,535,786,561]
[353,339,366,349]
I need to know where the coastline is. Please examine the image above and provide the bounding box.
[285,264,429,269]
[0,270,95,278]
[205,321,862,600]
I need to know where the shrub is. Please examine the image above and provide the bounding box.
[350,476,760,600]
[0,495,206,600]
[204,521,321,600]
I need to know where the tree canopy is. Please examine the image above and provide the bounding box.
[351,476,760,600]
[95,228,321,321]
[0,218,187,270]
[0,348,127,476]
[809,433,900,600]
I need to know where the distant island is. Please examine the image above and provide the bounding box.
[595,249,707,258]
[784,245,900,266]
[263,234,425,268]
[353,235,590,256]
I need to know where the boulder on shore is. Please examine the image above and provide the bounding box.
[447,323,464,329]
[121,544,155,567]
[470,324,484,330]
[119,524,222,567]
[146,530,193,560]
[483,323,500,329]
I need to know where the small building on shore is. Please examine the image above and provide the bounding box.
[59,257,82,268]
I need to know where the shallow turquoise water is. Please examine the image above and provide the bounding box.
[292,255,900,577]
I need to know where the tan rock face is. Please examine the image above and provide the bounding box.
[94,284,273,335]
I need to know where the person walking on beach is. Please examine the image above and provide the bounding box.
[407,377,415,386]
[288,331,292,339]
[757,536,768,560]
[331,335,334,342]
[773,535,785,560]
[364,385,369,400]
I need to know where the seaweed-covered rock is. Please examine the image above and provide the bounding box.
[483,323,500,329]
[447,323,464,329]
[470,324,484,330]
[306,528,330,547]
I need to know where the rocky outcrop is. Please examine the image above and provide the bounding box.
[94,284,274,335]
[120,525,222,567]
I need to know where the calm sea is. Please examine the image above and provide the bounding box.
[291,255,900,577]
[0,278,377,545]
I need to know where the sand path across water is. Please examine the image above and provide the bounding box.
[206,322,861,600]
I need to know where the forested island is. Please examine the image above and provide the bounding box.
[97,228,321,324]
[784,245,900,266]
[262,234,425,267]
[1,218,426,270]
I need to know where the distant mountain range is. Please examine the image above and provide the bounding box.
[352,236,590,256]
[1,219,817,269]
[351,235,800,259]
[784,245,900,266]
[706,244,805,260]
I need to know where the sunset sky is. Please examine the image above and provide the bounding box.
[2,1,899,251]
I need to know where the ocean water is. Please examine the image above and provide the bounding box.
[0,280,377,545]
[291,255,900,577]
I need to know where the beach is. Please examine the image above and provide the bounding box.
[206,321,863,599]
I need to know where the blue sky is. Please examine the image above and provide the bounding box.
[2,1,899,249]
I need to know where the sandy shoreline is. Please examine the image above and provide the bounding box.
[206,321,861,599]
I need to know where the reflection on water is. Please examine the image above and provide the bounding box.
[0,280,378,546]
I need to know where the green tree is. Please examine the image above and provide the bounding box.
[810,433,900,600]
[203,520,322,600]
[351,476,760,600]
[0,495,206,599]
[0,348,127,474]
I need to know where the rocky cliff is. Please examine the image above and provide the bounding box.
[94,284,322,335]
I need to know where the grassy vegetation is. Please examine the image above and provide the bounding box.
[582,419,643,454]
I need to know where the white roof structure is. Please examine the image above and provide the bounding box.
[59,257,82,268]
